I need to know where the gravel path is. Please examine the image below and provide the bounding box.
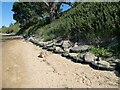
[2,39,119,88]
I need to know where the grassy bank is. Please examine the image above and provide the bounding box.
[33,2,120,44]
[0,23,20,34]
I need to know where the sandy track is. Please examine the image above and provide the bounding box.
[2,39,119,88]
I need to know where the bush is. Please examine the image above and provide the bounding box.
[0,23,20,34]
[35,2,120,42]
[90,45,112,58]
[110,43,120,58]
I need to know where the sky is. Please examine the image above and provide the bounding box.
[0,2,71,28]
[1,2,16,28]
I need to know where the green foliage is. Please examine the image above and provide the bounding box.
[36,2,120,42]
[12,2,45,26]
[90,45,112,58]
[0,23,20,34]
[12,2,72,35]
[110,43,120,58]
[0,26,8,33]
[44,34,55,41]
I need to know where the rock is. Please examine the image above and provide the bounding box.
[42,45,47,49]
[104,57,117,67]
[46,42,54,47]
[54,47,64,54]
[106,52,113,57]
[55,41,63,46]
[28,36,34,41]
[38,51,48,58]
[62,40,72,49]
[84,52,97,63]
[68,53,78,58]
[78,53,86,59]
[105,57,115,62]
[91,61,115,71]
[64,48,71,53]
[52,39,58,43]
[73,42,78,47]
[95,57,102,61]
[71,56,83,63]
[55,47,63,51]
[61,53,69,57]
[76,57,83,63]
[30,40,39,46]
[110,63,116,67]
[70,45,91,53]
[68,53,84,63]
[113,59,120,63]
[98,61,110,68]
[38,42,47,47]
[23,34,28,38]
[47,47,55,51]
[47,40,53,44]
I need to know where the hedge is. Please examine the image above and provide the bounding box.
[35,2,120,43]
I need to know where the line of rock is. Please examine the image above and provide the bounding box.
[27,37,120,73]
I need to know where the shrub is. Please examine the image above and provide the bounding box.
[90,45,112,58]
[0,23,20,34]
[35,2,120,43]
[110,43,120,58]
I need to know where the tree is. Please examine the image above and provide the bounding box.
[42,1,72,21]
[12,1,73,25]
[12,2,45,27]
[12,1,73,35]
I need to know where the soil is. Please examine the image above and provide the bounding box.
[1,39,119,88]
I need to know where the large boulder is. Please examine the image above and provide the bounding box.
[62,40,72,49]
[84,52,97,63]
[70,45,92,53]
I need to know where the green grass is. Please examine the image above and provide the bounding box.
[35,3,120,43]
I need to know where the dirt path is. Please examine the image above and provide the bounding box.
[2,39,119,88]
